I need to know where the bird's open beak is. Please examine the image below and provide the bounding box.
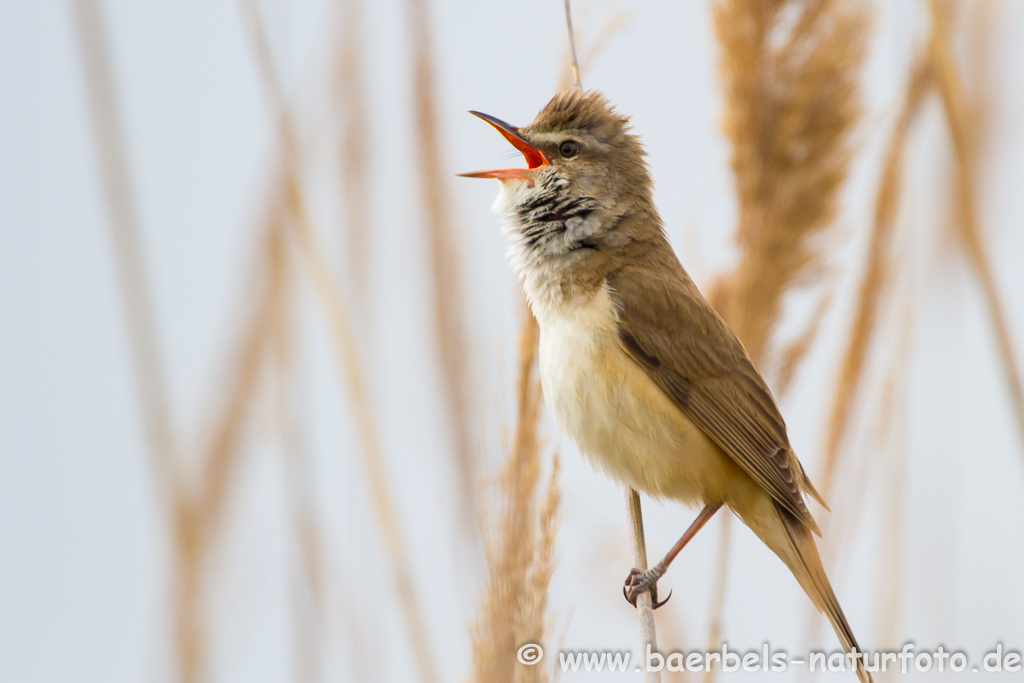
[457,111,548,181]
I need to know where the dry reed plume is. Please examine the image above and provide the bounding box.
[469,305,560,683]
[711,0,869,362]
[706,0,869,671]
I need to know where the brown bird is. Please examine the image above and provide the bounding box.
[460,89,871,683]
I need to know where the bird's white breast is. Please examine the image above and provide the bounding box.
[534,283,735,506]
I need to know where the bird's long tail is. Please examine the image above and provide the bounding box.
[774,503,873,683]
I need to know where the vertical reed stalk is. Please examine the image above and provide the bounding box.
[627,489,662,683]
[563,0,582,90]
[560,5,661,658]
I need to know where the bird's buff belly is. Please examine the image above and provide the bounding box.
[536,288,741,507]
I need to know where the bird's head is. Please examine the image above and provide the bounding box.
[460,90,656,267]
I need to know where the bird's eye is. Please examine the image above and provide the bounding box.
[559,140,579,157]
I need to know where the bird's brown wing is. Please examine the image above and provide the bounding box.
[608,261,821,534]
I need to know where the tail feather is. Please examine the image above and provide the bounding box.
[776,503,873,683]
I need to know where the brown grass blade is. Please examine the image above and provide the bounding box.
[928,0,1024,457]
[469,305,560,683]
[404,0,480,538]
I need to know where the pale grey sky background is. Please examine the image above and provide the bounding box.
[1,1,1023,682]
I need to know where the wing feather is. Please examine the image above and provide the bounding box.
[608,261,821,534]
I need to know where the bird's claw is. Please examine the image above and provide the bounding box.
[623,565,670,609]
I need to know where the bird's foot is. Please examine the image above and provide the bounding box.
[623,565,670,609]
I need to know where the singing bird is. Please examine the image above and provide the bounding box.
[460,89,871,683]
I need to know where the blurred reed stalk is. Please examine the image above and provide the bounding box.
[927,0,1024,457]
[333,0,372,305]
[404,0,480,538]
[236,2,440,681]
[817,1,1023,644]
[805,57,932,650]
[818,56,932,502]
[70,0,179,509]
[285,196,440,683]
[872,299,913,650]
[700,514,730,683]
[822,3,1023,591]
[73,2,284,679]
[268,225,327,683]
[659,610,692,683]
[707,0,868,670]
[468,303,560,683]
[178,216,285,682]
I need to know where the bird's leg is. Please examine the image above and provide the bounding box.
[624,504,722,608]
